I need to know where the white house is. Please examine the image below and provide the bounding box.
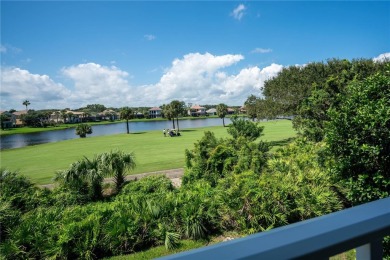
[149,107,162,118]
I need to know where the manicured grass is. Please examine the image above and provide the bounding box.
[0,120,296,184]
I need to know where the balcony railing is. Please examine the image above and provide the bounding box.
[160,197,390,259]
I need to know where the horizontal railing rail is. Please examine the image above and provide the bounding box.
[160,197,390,260]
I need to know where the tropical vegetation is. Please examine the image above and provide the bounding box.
[76,123,93,138]
[216,103,228,127]
[119,107,133,134]
[1,57,389,259]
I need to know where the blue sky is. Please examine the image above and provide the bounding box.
[1,1,389,110]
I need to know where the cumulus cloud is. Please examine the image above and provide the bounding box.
[209,63,283,104]
[373,52,390,62]
[61,63,133,107]
[251,48,272,54]
[0,53,284,110]
[144,34,156,41]
[0,67,70,109]
[231,4,246,20]
[141,53,282,106]
[140,52,244,104]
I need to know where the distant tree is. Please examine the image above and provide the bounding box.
[120,107,133,134]
[227,116,264,141]
[244,95,258,121]
[170,100,186,131]
[22,100,30,111]
[75,123,92,138]
[60,110,68,123]
[54,111,60,123]
[67,112,74,123]
[0,113,10,130]
[85,104,106,113]
[20,111,48,127]
[216,103,228,127]
[162,103,175,129]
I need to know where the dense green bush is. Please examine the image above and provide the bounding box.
[216,139,343,234]
[183,118,269,186]
[326,70,390,205]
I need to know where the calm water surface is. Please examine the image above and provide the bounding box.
[0,118,231,150]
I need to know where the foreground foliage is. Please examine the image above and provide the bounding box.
[249,58,389,141]
[0,122,343,259]
[326,71,390,205]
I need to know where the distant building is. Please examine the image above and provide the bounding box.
[206,108,217,116]
[0,111,16,128]
[99,109,119,121]
[149,107,162,118]
[188,105,206,117]
[227,108,236,115]
[240,106,246,114]
[12,110,28,126]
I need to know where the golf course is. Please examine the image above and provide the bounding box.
[0,119,296,184]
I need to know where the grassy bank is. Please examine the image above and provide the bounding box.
[0,120,296,184]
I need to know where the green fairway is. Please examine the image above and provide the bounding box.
[0,120,296,184]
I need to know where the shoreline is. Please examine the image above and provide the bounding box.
[0,116,221,136]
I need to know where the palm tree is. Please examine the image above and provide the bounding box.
[216,103,228,127]
[75,123,92,138]
[60,110,68,123]
[54,111,60,124]
[162,104,175,129]
[22,100,30,111]
[120,107,133,134]
[99,150,136,192]
[170,100,186,132]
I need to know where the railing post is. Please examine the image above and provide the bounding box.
[356,239,383,260]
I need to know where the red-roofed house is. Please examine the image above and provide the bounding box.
[188,105,206,117]
[149,107,162,118]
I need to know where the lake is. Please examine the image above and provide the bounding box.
[0,118,231,150]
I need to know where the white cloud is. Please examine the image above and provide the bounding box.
[140,52,244,104]
[0,53,284,110]
[144,34,156,41]
[231,4,246,20]
[140,53,282,106]
[0,67,70,110]
[251,48,272,54]
[210,63,283,103]
[373,52,390,63]
[61,63,133,107]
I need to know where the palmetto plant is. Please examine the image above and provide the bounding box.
[75,123,92,138]
[98,150,136,192]
[55,155,104,200]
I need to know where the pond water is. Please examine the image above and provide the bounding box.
[0,118,232,150]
